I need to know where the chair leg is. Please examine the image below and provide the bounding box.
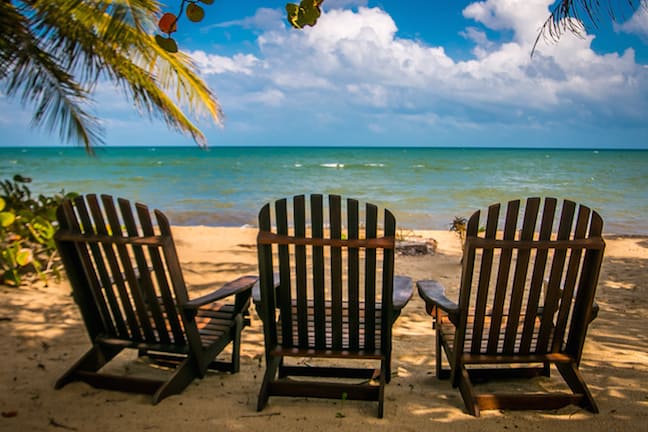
[377,358,387,418]
[456,364,480,417]
[231,314,244,373]
[385,350,392,384]
[55,344,122,389]
[435,327,443,379]
[152,357,200,404]
[556,362,599,413]
[257,355,281,411]
[543,361,551,377]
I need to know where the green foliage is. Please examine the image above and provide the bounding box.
[0,175,77,286]
[286,0,324,29]
[449,216,467,242]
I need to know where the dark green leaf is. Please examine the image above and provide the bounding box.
[186,4,205,23]
[155,34,178,53]
[286,3,301,29]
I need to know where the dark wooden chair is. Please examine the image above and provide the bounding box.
[255,194,412,417]
[54,194,257,404]
[417,197,605,416]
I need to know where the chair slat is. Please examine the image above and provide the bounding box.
[487,200,519,352]
[536,200,575,352]
[76,195,130,338]
[381,209,396,351]
[329,195,343,350]
[101,196,157,342]
[275,198,293,347]
[58,199,116,336]
[552,205,590,352]
[503,197,540,353]
[116,197,170,345]
[311,195,326,349]
[348,198,360,351]
[364,203,378,351]
[87,195,144,341]
[520,197,556,353]
[138,205,186,346]
[567,211,604,362]
[470,205,499,353]
[258,203,277,348]
[294,195,309,347]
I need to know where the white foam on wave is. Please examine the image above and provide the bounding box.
[321,163,344,168]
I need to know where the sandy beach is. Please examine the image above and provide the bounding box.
[1,226,647,431]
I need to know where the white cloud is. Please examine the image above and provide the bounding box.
[462,0,551,44]
[8,0,643,146]
[238,2,636,119]
[460,27,496,58]
[616,7,648,41]
[195,1,647,141]
[191,51,260,75]
[246,89,286,107]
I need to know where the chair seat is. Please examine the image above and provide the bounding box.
[438,314,554,357]
[276,301,384,351]
[196,302,248,346]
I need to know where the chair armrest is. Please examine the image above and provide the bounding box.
[393,275,413,311]
[417,279,459,323]
[185,275,258,310]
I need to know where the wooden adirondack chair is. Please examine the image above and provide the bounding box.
[255,194,412,417]
[417,197,605,416]
[54,194,257,404]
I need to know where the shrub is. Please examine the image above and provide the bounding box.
[0,175,78,286]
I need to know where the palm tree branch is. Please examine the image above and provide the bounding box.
[4,0,221,150]
[59,0,222,143]
[534,0,648,54]
[2,1,102,152]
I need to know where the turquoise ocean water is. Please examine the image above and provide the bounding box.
[1,146,647,235]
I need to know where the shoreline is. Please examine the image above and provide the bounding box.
[1,226,647,431]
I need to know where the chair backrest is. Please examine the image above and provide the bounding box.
[256,194,396,353]
[456,197,605,362]
[55,194,197,350]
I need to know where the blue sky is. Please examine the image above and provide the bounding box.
[1,0,647,148]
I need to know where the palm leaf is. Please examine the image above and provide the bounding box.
[534,0,647,54]
[1,0,221,152]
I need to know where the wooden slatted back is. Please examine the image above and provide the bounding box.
[257,194,396,353]
[456,197,605,361]
[55,194,198,351]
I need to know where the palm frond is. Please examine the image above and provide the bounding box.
[2,1,102,153]
[1,0,222,152]
[533,0,648,54]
